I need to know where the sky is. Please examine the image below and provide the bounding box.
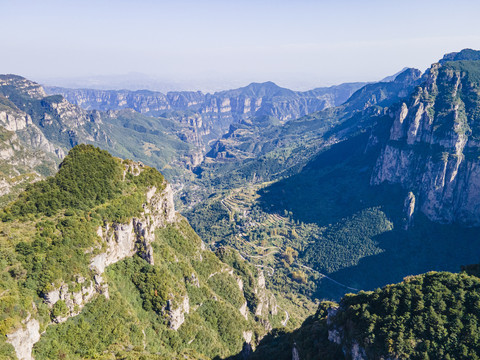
[2,0,480,92]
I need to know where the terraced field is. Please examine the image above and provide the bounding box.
[186,180,362,325]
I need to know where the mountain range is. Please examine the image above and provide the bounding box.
[45,81,366,147]
[1,49,480,359]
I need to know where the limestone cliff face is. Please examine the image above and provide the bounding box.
[0,75,47,99]
[0,75,110,154]
[372,59,480,225]
[253,270,278,322]
[45,81,365,147]
[0,112,59,204]
[5,317,40,360]
[0,103,64,158]
[90,180,176,274]
[325,305,397,360]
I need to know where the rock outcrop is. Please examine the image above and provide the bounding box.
[253,270,278,327]
[372,55,480,226]
[0,75,47,99]
[167,295,190,330]
[403,191,416,229]
[0,105,64,158]
[5,317,40,360]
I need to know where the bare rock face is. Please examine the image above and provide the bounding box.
[43,279,97,324]
[239,301,249,320]
[0,75,47,99]
[0,110,30,132]
[254,270,278,320]
[324,304,370,360]
[372,61,480,226]
[403,192,416,229]
[351,341,367,360]
[90,182,176,274]
[328,329,342,344]
[167,295,190,330]
[90,221,137,274]
[0,107,63,159]
[6,317,40,360]
[292,343,300,360]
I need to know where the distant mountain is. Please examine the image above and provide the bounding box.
[440,47,480,62]
[45,81,367,146]
[0,75,202,189]
[379,67,409,82]
[204,68,421,161]
[186,50,480,306]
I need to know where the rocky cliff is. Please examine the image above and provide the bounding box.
[45,81,366,147]
[372,51,480,225]
[0,92,61,205]
[0,75,202,187]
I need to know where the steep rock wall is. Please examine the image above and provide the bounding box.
[372,62,480,225]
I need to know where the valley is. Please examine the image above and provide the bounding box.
[1,49,480,359]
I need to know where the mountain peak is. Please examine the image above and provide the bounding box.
[0,73,47,99]
[0,74,27,82]
[440,48,480,63]
[393,67,422,83]
[226,81,295,97]
[245,80,279,89]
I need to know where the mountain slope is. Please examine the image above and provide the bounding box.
[185,52,480,305]
[253,51,480,299]
[0,145,280,360]
[248,270,480,360]
[0,78,62,205]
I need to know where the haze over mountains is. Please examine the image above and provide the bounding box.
[1,49,480,360]
[45,81,366,146]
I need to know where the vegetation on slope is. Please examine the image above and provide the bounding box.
[0,145,162,340]
[34,221,263,360]
[0,144,278,360]
[184,69,428,305]
[334,271,480,359]
[188,107,480,305]
[248,271,480,360]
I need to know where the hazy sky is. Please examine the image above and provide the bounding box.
[2,0,480,91]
